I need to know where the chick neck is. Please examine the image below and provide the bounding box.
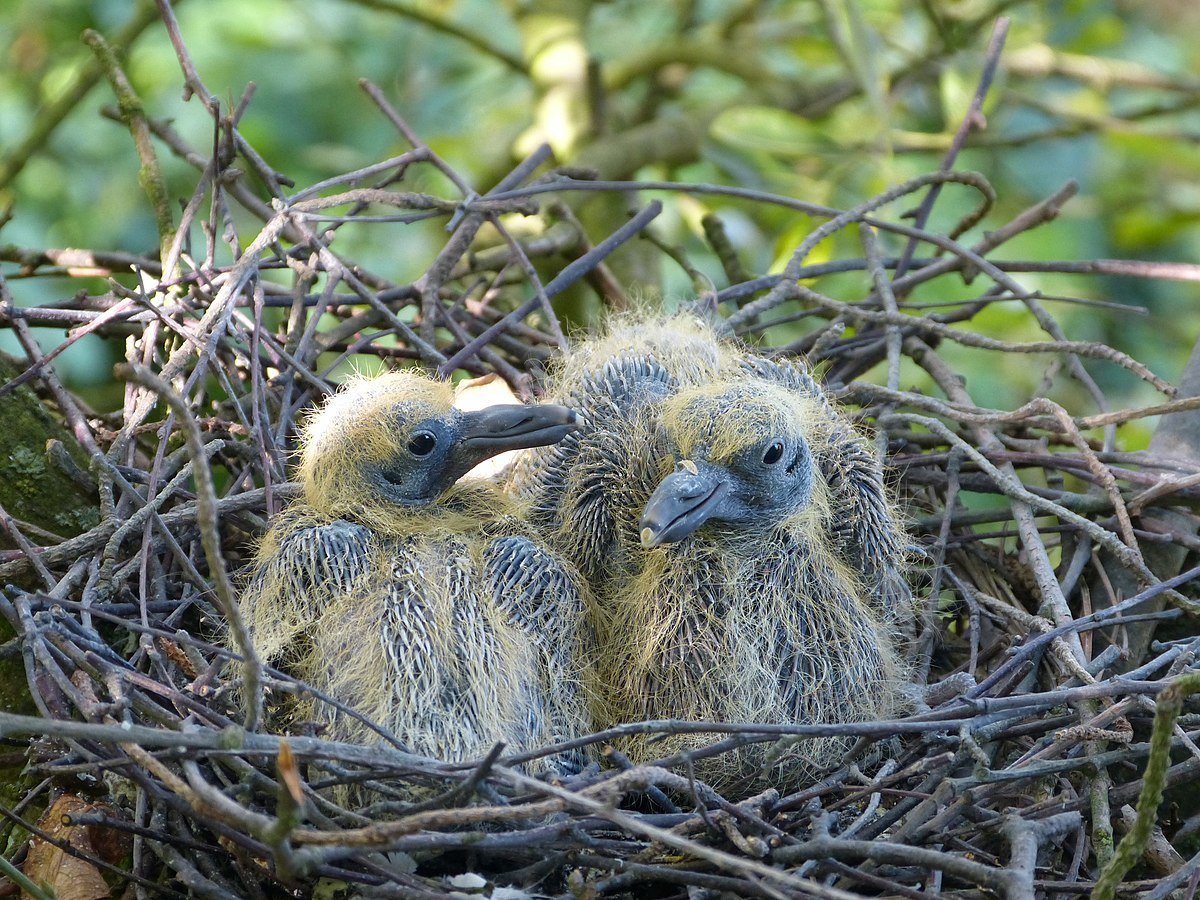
[310,479,521,539]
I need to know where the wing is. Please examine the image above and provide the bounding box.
[739,355,915,636]
[368,536,499,759]
[239,510,375,664]
[484,534,592,773]
[309,534,523,760]
[512,352,678,582]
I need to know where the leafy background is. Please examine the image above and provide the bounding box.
[3,0,1200,439]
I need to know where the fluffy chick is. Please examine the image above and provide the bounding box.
[512,315,912,789]
[241,371,590,773]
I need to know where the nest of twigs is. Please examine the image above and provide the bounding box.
[3,30,1200,900]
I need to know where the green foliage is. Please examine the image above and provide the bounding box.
[3,0,1200,425]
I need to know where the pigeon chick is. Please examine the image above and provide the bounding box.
[241,371,590,774]
[512,315,912,789]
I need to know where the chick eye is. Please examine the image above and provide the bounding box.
[407,431,437,457]
[762,441,785,465]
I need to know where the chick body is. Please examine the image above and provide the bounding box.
[513,316,913,788]
[241,372,589,773]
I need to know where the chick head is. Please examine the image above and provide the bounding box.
[640,381,827,548]
[299,371,575,517]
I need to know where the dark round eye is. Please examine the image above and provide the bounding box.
[407,431,437,457]
[762,441,785,465]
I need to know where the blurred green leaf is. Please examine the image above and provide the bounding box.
[711,106,836,158]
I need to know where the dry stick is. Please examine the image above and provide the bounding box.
[5,317,103,458]
[792,282,1169,391]
[0,685,1172,838]
[1022,397,1142,553]
[24,592,419,753]
[488,224,569,351]
[491,766,855,900]
[99,441,223,571]
[301,236,445,365]
[861,224,902,391]
[808,181,1082,388]
[0,792,179,900]
[1093,672,1200,900]
[883,410,1163,594]
[120,743,324,879]
[495,176,860,220]
[1010,256,1200,281]
[1,245,163,275]
[436,296,529,389]
[227,303,329,393]
[0,500,55,590]
[902,446,1200,488]
[223,157,451,368]
[967,563,1200,700]
[502,679,1177,775]
[476,144,569,351]
[893,17,1009,281]
[156,0,291,194]
[844,379,1200,435]
[894,344,1122,868]
[287,151,430,203]
[110,106,290,236]
[117,364,263,732]
[900,341,1134,656]
[156,0,216,111]
[948,185,1125,433]
[83,29,176,262]
[288,188,535,218]
[492,173,1080,275]
[1142,847,1200,900]
[774,821,1047,898]
[109,213,288,460]
[395,140,551,347]
[849,179,1078,321]
[438,200,664,374]
[359,79,472,196]
[0,297,140,398]
[1002,812,1083,900]
[428,213,488,347]
[725,170,996,331]
[577,852,781,900]
[495,176,1195,347]
[247,283,278,513]
[971,591,1097,688]
[160,152,217,281]
[0,483,300,583]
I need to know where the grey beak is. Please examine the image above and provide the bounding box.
[640,460,729,548]
[456,404,577,455]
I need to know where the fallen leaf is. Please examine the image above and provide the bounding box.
[23,795,120,900]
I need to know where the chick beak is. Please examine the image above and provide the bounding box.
[456,404,577,462]
[640,461,729,548]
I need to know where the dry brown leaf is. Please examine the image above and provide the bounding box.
[157,636,200,678]
[23,795,114,900]
[277,740,304,806]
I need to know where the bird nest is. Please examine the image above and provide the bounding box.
[3,53,1200,900]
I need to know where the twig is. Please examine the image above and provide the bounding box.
[117,364,264,731]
